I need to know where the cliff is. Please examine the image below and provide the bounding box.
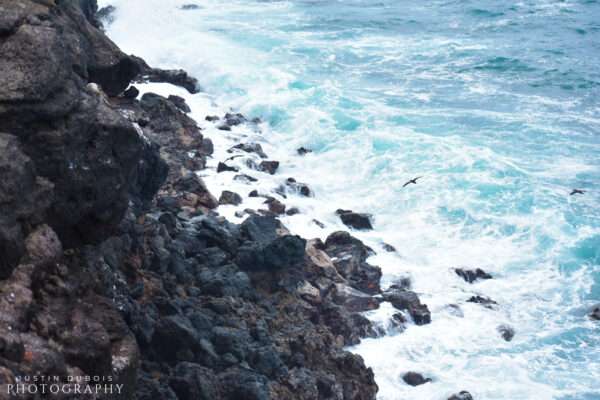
[0,1,381,399]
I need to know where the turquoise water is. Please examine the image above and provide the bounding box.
[102,0,600,398]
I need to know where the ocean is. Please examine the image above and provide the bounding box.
[99,0,600,398]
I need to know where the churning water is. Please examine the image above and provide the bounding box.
[100,0,600,398]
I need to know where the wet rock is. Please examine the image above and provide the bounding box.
[286,207,300,216]
[498,324,515,341]
[217,162,239,173]
[297,147,313,156]
[455,268,492,283]
[97,5,117,27]
[259,161,280,175]
[234,174,259,183]
[180,4,201,10]
[264,198,286,215]
[219,191,243,206]
[205,115,220,122]
[313,219,326,228]
[402,372,431,386]
[590,304,600,320]
[224,113,247,127]
[324,231,381,295]
[228,143,268,158]
[336,209,373,231]
[168,95,191,113]
[123,85,140,99]
[331,283,379,313]
[280,178,312,197]
[448,391,474,400]
[382,243,397,252]
[383,286,431,325]
[135,59,200,93]
[467,295,497,308]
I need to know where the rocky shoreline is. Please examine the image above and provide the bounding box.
[8,1,588,399]
[0,1,389,399]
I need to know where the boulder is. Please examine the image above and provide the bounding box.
[280,178,312,197]
[217,162,239,173]
[448,391,474,400]
[228,143,268,159]
[24,225,62,266]
[297,147,312,155]
[402,372,431,386]
[259,161,279,175]
[336,209,373,230]
[383,286,431,325]
[324,231,381,294]
[264,198,286,215]
[467,295,497,308]
[331,283,379,313]
[455,268,492,283]
[173,173,218,209]
[219,191,243,206]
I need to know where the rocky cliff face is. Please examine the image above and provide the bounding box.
[0,1,380,399]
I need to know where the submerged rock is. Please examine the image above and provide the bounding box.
[497,324,515,341]
[228,143,268,158]
[467,295,497,308]
[259,160,280,175]
[448,391,474,400]
[217,162,239,173]
[455,268,492,283]
[589,304,600,320]
[297,147,313,155]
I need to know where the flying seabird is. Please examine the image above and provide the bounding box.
[570,189,585,195]
[403,176,423,188]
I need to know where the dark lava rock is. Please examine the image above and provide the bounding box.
[280,178,313,197]
[331,283,379,313]
[455,268,492,283]
[336,209,373,230]
[297,147,313,155]
[219,191,243,206]
[173,173,218,209]
[448,391,474,400]
[123,85,140,99]
[168,95,191,113]
[383,286,431,325]
[217,162,239,173]
[286,207,300,216]
[259,160,280,175]
[134,58,200,94]
[180,4,202,10]
[382,243,397,252]
[237,235,306,272]
[224,113,247,127]
[498,324,515,342]
[264,198,286,215]
[205,115,220,122]
[228,143,268,159]
[324,231,381,295]
[313,219,326,228]
[589,304,600,320]
[402,372,431,386]
[234,174,259,183]
[169,362,219,400]
[467,295,497,308]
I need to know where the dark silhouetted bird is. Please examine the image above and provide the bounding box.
[403,176,423,187]
[570,189,585,195]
